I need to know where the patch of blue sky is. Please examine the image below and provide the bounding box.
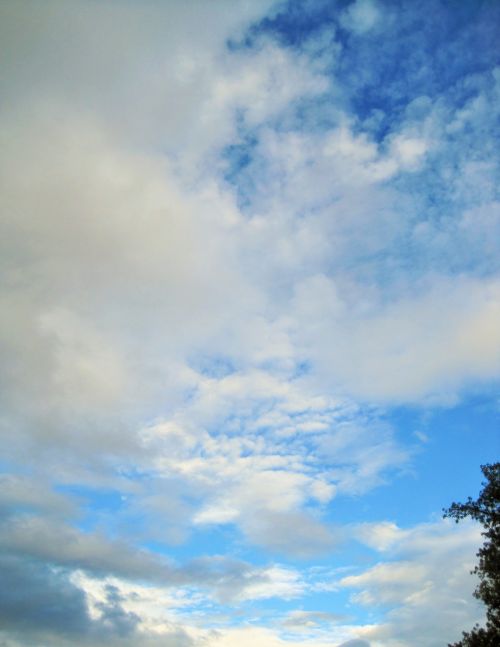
[222,154,259,213]
[407,393,500,495]
[56,484,125,512]
[266,4,494,76]
[390,177,500,277]
[154,532,392,630]
[223,139,256,181]
[213,589,366,633]
[351,393,500,527]
[231,0,500,144]
[55,484,126,532]
[238,0,339,50]
[340,4,498,108]
[189,353,238,379]
[266,569,384,630]
[277,589,356,621]
[142,523,239,561]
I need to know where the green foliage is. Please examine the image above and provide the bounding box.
[443,463,500,647]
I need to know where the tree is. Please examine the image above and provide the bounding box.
[443,462,500,646]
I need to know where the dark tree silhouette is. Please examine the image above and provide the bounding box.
[443,463,500,646]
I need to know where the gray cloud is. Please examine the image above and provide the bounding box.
[0,555,91,637]
[0,475,77,519]
[342,520,484,646]
[0,555,189,647]
[0,545,199,646]
[0,507,302,606]
[0,516,172,582]
[241,509,338,558]
[94,585,140,638]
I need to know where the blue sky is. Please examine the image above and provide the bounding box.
[0,1,499,646]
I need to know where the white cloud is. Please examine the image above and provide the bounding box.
[340,0,381,34]
[389,134,429,169]
[71,572,192,634]
[201,625,371,647]
[281,609,348,631]
[292,274,500,401]
[0,2,499,645]
[354,522,404,552]
[342,519,485,646]
[137,369,407,554]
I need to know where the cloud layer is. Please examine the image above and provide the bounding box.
[1,0,499,645]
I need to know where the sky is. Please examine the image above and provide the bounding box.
[0,1,499,646]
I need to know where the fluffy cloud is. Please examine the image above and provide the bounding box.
[138,372,407,555]
[340,0,382,34]
[1,1,499,645]
[293,274,500,401]
[342,520,484,646]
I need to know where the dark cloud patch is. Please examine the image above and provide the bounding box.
[0,503,306,604]
[0,555,194,647]
[95,585,140,638]
[0,555,91,636]
[0,515,173,582]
